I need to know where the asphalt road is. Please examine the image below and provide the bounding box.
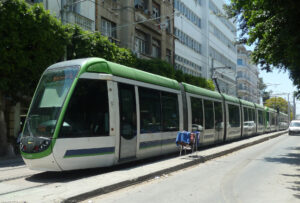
[87,133,300,203]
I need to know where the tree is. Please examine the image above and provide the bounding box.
[0,0,68,155]
[0,0,68,99]
[133,58,215,91]
[66,26,136,67]
[265,97,288,113]
[258,77,272,104]
[226,0,300,96]
[0,0,216,156]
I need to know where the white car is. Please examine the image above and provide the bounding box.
[288,120,300,135]
[243,121,256,132]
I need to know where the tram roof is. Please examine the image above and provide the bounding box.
[48,58,181,90]
[279,112,288,116]
[222,94,240,104]
[103,61,180,90]
[265,107,277,113]
[47,58,90,70]
[254,103,265,110]
[182,83,222,100]
[239,99,255,107]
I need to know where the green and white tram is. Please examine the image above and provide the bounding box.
[20,58,288,171]
[21,58,183,171]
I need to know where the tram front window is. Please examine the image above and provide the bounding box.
[23,66,79,138]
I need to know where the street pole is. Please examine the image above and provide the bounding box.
[293,94,296,120]
[211,58,221,94]
[288,93,290,123]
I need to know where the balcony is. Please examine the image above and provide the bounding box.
[74,12,94,31]
[135,11,161,34]
[66,12,94,31]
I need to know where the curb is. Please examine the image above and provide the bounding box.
[65,131,287,202]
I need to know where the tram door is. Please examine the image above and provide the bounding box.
[214,101,224,142]
[118,83,137,161]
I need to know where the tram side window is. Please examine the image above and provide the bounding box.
[191,97,203,128]
[139,87,161,133]
[272,113,276,125]
[161,92,179,131]
[251,109,256,122]
[214,101,223,129]
[266,112,270,124]
[228,104,240,127]
[258,110,263,125]
[243,107,249,122]
[248,108,253,122]
[59,79,109,137]
[204,100,214,129]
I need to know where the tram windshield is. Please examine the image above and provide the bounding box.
[23,66,79,138]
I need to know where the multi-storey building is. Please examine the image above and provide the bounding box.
[174,0,237,95]
[236,45,260,103]
[95,0,174,63]
[26,0,95,31]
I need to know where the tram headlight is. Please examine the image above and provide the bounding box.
[20,137,51,153]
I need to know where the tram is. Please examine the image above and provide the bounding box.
[20,58,288,171]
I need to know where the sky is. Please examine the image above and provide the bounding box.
[222,0,299,117]
[259,68,300,116]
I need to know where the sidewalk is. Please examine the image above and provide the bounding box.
[65,130,286,202]
[0,130,287,202]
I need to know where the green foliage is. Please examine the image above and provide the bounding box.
[0,0,214,102]
[265,97,288,113]
[66,26,136,67]
[0,0,68,99]
[133,58,175,79]
[133,58,215,91]
[225,0,300,96]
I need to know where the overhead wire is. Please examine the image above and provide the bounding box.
[63,0,237,63]
[62,0,238,81]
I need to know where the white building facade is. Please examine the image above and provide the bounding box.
[174,0,237,95]
[27,0,95,31]
[236,45,260,103]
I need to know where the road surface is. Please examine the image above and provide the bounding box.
[87,133,300,203]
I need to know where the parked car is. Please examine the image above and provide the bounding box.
[288,120,300,135]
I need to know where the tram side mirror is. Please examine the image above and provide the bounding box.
[192,124,203,132]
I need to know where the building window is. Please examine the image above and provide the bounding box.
[152,39,160,58]
[101,18,117,39]
[237,59,243,65]
[134,0,146,9]
[166,49,171,63]
[166,17,171,33]
[135,30,147,54]
[152,2,160,21]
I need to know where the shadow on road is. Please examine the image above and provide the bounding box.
[0,157,24,168]
[25,153,179,184]
[265,146,300,199]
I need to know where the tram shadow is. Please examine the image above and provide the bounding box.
[0,156,24,168]
[264,146,300,199]
[25,153,180,184]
